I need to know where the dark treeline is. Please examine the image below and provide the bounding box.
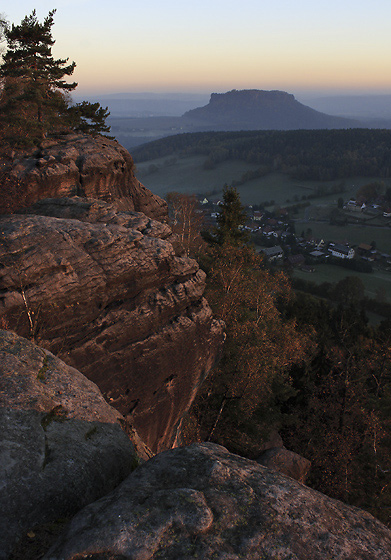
[132,128,391,181]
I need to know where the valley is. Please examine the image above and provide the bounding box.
[132,140,391,318]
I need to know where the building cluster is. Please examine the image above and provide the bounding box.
[198,196,391,271]
[344,198,391,218]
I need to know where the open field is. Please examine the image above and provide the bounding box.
[137,156,260,199]
[137,153,391,253]
[137,154,391,207]
[137,156,330,204]
[293,220,391,253]
[135,144,391,301]
[293,263,391,300]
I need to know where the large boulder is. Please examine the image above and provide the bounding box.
[257,446,311,483]
[6,133,167,220]
[0,198,224,452]
[45,442,391,560]
[0,329,137,560]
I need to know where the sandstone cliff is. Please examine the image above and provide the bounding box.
[1,135,391,560]
[3,331,391,560]
[5,133,167,220]
[0,197,224,452]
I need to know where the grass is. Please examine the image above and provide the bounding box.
[293,263,391,300]
[137,154,391,209]
[294,221,391,254]
[136,155,260,199]
[137,155,391,292]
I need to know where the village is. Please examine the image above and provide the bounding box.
[198,193,391,274]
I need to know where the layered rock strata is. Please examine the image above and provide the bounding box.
[6,133,167,220]
[0,198,224,452]
[45,442,391,560]
[0,329,137,560]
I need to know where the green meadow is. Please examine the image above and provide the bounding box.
[137,153,391,256]
[293,264,391,300]
[136,156,260,199]
[137,154,390,208]
[293,221,391,254]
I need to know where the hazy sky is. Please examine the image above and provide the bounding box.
[3,0,391,97]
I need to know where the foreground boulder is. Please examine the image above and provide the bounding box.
[0,329,137,560]
[5,133,167,220]
[45,442,391,560]
[0,198,224,452]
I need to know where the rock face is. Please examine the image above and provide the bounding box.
[7,133,167,220]
[0,329,137,560]
[0,198,224,452]
[45,442,391,560]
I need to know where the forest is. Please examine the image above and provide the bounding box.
[168,188,391,529]
[132,128,391,182]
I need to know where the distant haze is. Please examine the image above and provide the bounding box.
[72,92,210,118]
[103,89,381,152]
[300,94,391,121]
[75,90,391,125]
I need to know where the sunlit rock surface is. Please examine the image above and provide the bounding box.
[8,133,168,220]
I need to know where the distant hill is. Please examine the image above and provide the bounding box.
[107,89,367,151]
[182,89,358,130]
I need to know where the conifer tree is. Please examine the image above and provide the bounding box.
[215,185,249,245]
[0,10,110,146]
[67,100,111,136]
[0,10,76,142]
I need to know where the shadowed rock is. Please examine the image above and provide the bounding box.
[0,329,137,560]
[19,196,173,240]
[44,442,391,560]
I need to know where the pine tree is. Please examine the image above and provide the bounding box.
[0,10,76,143]
[0,10,110,146]
[66,101,111,136]
[215,185,249,246]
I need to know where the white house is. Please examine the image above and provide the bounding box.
[260,246,284,261]
[329,244,355,259]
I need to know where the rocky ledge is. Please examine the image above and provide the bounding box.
[6,133,167,220]
[0,197,224,452]
[46,442,391,560]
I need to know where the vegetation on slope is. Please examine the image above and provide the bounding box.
[173,188,391,528]
[133,128,391,182]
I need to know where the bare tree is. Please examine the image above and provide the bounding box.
[166,192,205,257]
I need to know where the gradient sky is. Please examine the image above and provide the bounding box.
[3,0,391,97]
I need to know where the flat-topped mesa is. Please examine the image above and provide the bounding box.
[0,197,224,453]
[7,133,168,221]
[183,88,357,130]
